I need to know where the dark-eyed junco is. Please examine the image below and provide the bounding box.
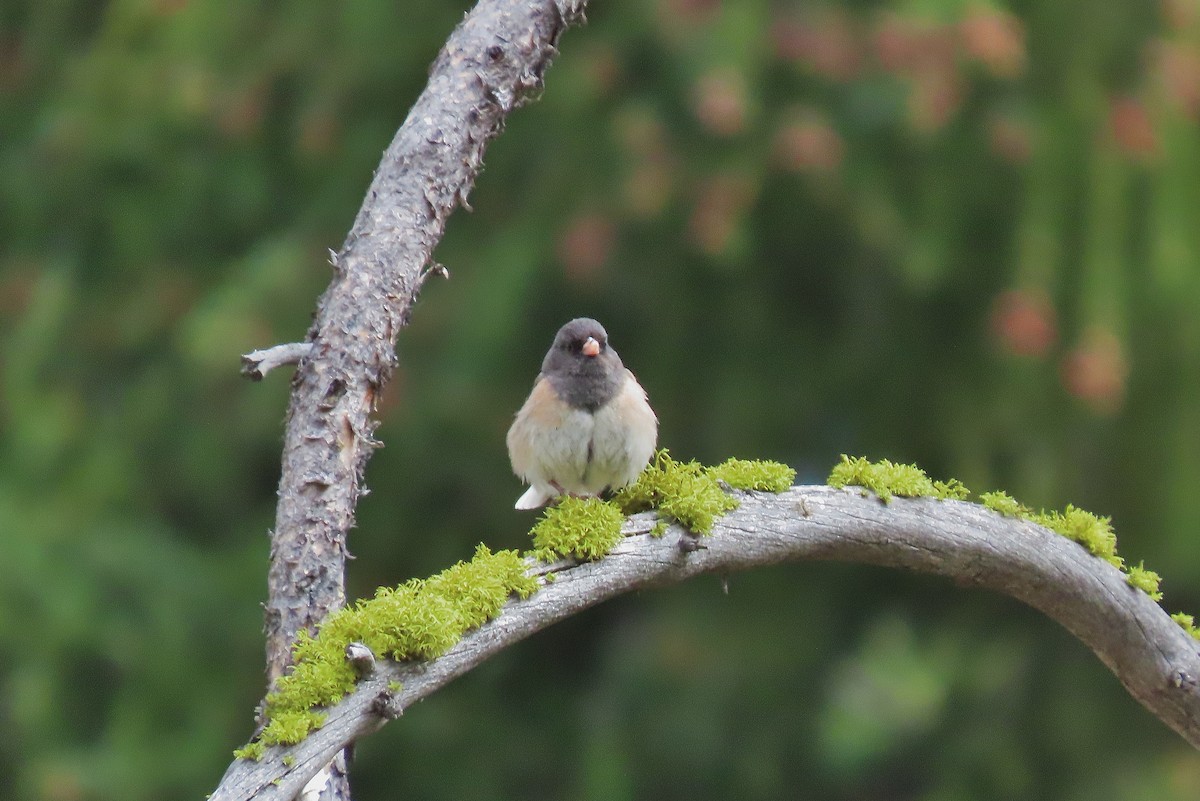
[507,318,658,510]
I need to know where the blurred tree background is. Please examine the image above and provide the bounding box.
[3,0,1200,798]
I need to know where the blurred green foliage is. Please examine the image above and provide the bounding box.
[4,0,1200,798]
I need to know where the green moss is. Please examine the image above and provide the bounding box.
[282,755,296,768]
[856,463,1128,571]
[614,450,739,534]
[522,452,794,563]
[830,457,1145,580]
[1034,505,1122,569]
[521,452,794,545]
[978,486,1126,569]
[827,455,970,503]
[708,457,796,492]
[1125,562,1163,601]
[933,478,971,500]
[422,547,539,630]
[260,709,327,745]
[235,544,538,757]
[1172,613,1200,640]
[528,497,625,562]
[980,490,1033,518]
[233,741,265,762]
[829,457,1191,657]
[990,486,1175,595]
[387,680,404,693]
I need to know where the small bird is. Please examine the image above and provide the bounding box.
[507,318,658,510]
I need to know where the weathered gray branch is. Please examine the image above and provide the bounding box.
[211,485,1200,801]
[243,1,587,799]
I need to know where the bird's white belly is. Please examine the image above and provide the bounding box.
[521,405,641,495]
[523,407,595,493]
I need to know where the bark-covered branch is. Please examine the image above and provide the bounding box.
[211,485,1200,801]
[241,1,587,798]
[263,0,585,688]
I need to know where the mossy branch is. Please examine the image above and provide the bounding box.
[209,485,1200,801]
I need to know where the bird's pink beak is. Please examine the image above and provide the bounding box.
[582,337,600,357]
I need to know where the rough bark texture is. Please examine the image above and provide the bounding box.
[211,486,1200,801]
[265,0,585,689]
[253,1,587,798]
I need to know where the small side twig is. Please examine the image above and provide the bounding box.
[241,342,315,380]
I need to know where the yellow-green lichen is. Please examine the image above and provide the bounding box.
[236,544,537,757]
[528,496,625,562]
[1172,613,1200,640]
[615,450,739,534]
[827,455,970,503]
[708,457,796,492]
[1125,562,1163,601]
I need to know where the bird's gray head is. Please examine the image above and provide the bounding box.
[541,317,625,411]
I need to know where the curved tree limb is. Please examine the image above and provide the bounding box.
[211,485,1200,801]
